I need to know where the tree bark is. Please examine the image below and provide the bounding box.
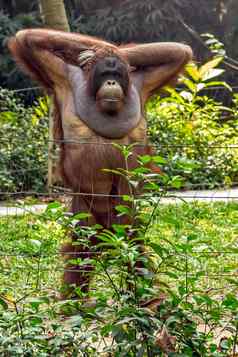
[39,0,70,32]
[38,0,70,190]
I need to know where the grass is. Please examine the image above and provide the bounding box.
[0,201,237,299]
[0,211,64,299]
[149,201,238,293]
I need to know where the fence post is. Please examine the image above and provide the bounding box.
[47,98,54,192]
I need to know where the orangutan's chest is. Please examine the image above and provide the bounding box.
[65,65,142,139]
[55,81,147,146]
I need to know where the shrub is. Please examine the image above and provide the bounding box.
[0,88,48,193]
[147,57,238,188]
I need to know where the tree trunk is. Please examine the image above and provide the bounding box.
[38,0,70,190]
[39,0,70,32]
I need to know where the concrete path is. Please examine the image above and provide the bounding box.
[0,204,47,216]
[0,188,238,216]
[160,188,238,204]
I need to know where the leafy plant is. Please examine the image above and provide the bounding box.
[0,88,49,193]
[0,189,238,354]
[147,55,238,188]
[1,149,238,355]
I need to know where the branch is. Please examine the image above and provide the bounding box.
[176,15,238,72]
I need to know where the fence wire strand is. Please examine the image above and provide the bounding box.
[2,137,238,148]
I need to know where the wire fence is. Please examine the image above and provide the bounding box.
[0,85,238,310]
[0,149,238,291]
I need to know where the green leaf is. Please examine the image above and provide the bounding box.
[152,156,167,164]
[0,298,8,310]
[73,212,91,220]
[122,195,134,202]
[202,68,224,81]
[150,242,165,257]
[222,294,238,310]
[199,57,223,76]
[101,323,113,336]
[139,155,152,164]
[183,78,196,92]
[46,202,61,210]
[112,224,129,234]
[133,167,150,174]
[170,176,184,189]
[204,81,232,91]
[28,297,45,310]
[102,168,124,177]
[30,317,43,326]
[185,63,201,81]
[115,205,131,215]
[165,272,178,279]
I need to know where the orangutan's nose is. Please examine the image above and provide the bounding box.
[106,79,116,86]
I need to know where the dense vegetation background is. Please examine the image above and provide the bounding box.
[1,0,238,92]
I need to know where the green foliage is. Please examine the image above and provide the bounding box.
[0,156,237,355]
[147,57,238,188]
[72,0,187,43]
[0,197,237,355]
[0,10,41,91]
[0,88,48,192]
